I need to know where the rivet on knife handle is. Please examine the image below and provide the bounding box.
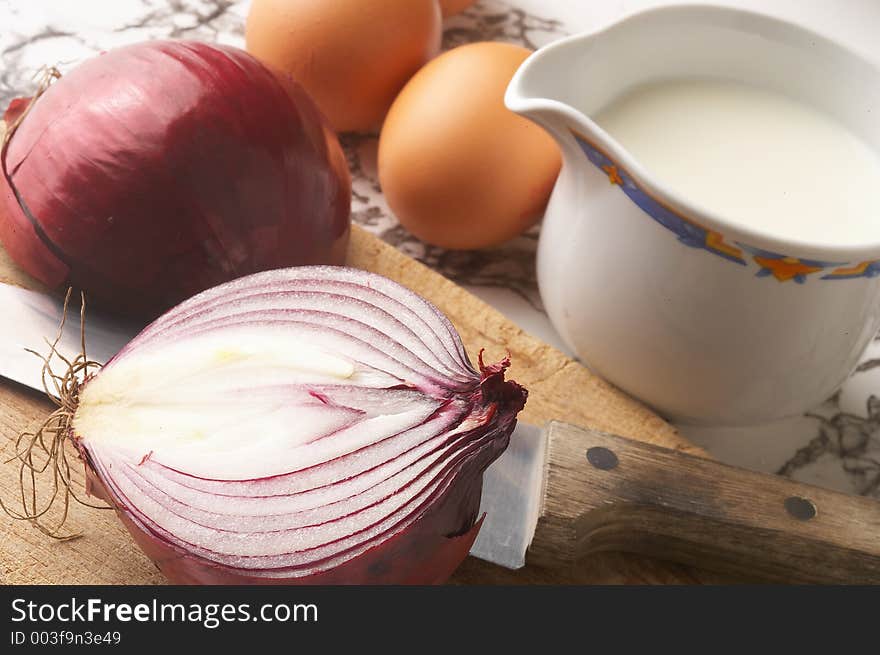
[527,421,880,584]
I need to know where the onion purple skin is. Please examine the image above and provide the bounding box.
[0,41,351,319]
[72,267,528,585]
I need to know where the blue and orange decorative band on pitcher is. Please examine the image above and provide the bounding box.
[735,245,844,284]
[571,130,874,284]
[823,260,880,280]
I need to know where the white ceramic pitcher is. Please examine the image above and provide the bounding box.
[505,5,880,425]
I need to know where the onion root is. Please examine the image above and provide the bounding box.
[0,289,110,540]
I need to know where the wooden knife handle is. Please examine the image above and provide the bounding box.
[527,421,880,583]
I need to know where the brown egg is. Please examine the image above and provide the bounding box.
[378,42,561,250]
[246,0,442,133]
[439,0,475,17]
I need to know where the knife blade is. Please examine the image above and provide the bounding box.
[471,422,546,569]
[2,282,880,583]
[0,283,138,392]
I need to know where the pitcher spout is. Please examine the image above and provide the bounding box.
[504,40,597,154]
[504,26,632,167]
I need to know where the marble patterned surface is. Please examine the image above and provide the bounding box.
[1,0,879,500]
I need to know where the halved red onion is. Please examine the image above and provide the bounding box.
[73,266,527,584]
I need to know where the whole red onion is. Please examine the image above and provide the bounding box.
[0,41,351,318]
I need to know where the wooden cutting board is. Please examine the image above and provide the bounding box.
[0,225,735,584]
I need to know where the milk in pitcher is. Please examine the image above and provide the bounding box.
[593,79,880,246]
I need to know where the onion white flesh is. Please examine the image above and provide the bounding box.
[73,266,527,584]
